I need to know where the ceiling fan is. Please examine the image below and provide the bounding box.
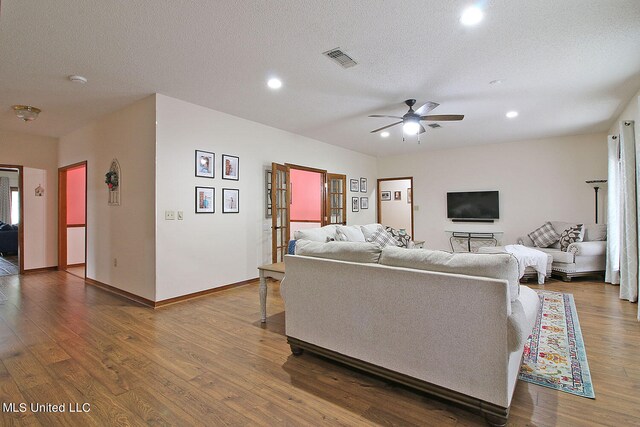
[369,99,464,135]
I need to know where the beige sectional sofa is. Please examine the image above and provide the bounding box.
[281,241,540,426]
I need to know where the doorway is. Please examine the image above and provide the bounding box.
[0,165,24,275]
[58,162,87,279]
[377,177,414,238]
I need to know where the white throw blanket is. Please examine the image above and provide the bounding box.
[505,244,548,284]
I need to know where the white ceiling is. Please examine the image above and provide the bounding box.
[1,0,639,156]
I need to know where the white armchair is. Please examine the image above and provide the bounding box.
[517,222,606,281]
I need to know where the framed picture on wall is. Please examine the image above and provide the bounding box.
[195,186,215,213]
[360,178,367,193]
[360,197,368,209]
[350,179,359,192]
[195,150,214,178]
[381,191,391,201]
[352,197,359,212]
[407,188,412,204]
[222,154,239,180]
[222,188,239,213]
[394,191,402,200]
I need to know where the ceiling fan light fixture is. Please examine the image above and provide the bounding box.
[460,6,484,26]
[403,120,420,135]
[12,105,41,122]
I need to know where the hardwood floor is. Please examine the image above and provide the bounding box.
[0,271,638,426]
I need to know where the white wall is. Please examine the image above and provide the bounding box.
[378,133,608,250]
[155,94,377,301]
[0,130,58,269]
[67,227,85,265]
[379,179,412,234]
[609,88,639,145]
[58,96,156,300]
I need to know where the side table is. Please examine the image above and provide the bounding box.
[257,262,285,323]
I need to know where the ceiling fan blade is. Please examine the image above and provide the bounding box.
[419,124,426,134]
[415,101,439,115]
[421,114,464,121]
[370,121,403,133]
[368,114,403,119]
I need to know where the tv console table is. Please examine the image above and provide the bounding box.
[445,231,503,253]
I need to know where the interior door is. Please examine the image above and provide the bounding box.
[271,163,290,263]
[326,173,347,225]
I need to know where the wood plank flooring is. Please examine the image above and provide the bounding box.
[0,271,638,426]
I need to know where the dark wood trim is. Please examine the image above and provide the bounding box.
[24,266,58,274]
[0,164,24,274]
[287,336,509,426]
[154,277,258,308]
[289,219,322,223]
[326,173,347,225]
[66,223,86,228]
[84,277,155,307]
[377,176,414,238]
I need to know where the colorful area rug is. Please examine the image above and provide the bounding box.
[518,290,595,398]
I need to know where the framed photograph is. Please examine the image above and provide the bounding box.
[195,186,215,213]
[408,188,412,204]
[222,188,239,213]
[352,197,359,212]
[381,191,391,201]
[350,179,359,192]
[195,150,214,178]
[222,154,239,181]
[360,178,367,193]
[394,191,402,201]
[360,197,369,209]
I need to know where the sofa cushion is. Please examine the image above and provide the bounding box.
[294,225,338,242]
[0,224,12,231]
[295,240,382,264]
[528,222,560,248]
[385,226,411,248]
[559,224,584,251]
[336,225,366,242]
[379,247,520,301]
[583,223,607,241]
[536,247,574,264]
[366,228,399,248]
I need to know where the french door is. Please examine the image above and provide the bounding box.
[326,173,347,225]
[271,163,290,263]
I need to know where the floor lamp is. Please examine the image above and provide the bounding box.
[586,180,607,224]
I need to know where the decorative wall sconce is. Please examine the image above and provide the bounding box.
[34,184,44,197]
[106,159,121,206]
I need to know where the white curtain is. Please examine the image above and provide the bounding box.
[606,135,621,284]
[613,121,638,304]
[0,177,10,224]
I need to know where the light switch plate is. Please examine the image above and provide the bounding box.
[165,210,175,220]
[177,211,184,220]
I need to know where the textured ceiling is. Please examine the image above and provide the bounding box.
[1,0,639,156]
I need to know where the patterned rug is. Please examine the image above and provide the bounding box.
[519,290,595,398]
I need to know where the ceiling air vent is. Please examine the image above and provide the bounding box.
[323,48,357,69]
[428,123,442,129]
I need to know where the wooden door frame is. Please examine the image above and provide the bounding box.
[377,176,414,238]
[0,165,24,274]
[58,161,87,277]
[326,173,347,226]
[285,163,328,226]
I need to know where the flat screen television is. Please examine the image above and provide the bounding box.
[447,191,499,221]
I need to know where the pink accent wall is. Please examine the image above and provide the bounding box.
[66,166,86,224]
[290,169,322,221]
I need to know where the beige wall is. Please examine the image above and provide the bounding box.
[58,96,156,300]
[378,133,608,250]
[155,94,378,301]
[0,130,58,269]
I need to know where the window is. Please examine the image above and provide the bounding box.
[10,188,19,225]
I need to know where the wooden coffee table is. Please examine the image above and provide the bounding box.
[257,262,285,323]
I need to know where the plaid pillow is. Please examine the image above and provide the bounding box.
[528,222,560,248]
[385,226,411,248]
[559,224,584,251]
[366,229,398,248]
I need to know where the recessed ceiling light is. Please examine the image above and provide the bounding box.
[506,111,519,118]
[267,78,282,89]
[69,75,87,84]
[460,6,484,26]
[380,131,390,138]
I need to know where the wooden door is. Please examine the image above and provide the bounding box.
[326,173,347,225]
[271,163,290,263]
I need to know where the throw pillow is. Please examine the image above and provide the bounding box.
[559,224,585,251]
[336,225,366,242]
[385,226,411,248]
[527,222,560,248]
[366,228,399,248]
